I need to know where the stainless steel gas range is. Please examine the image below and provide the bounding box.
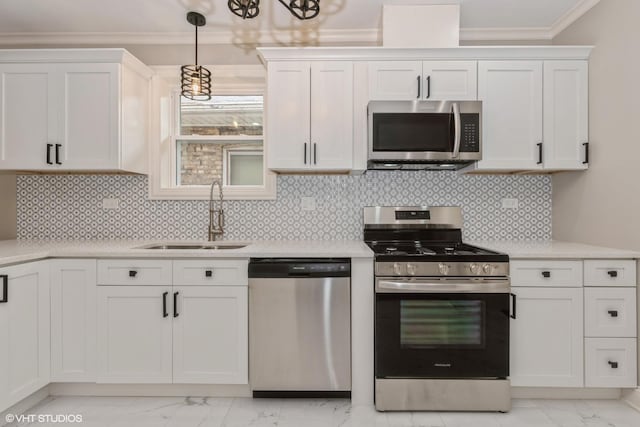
[365,206,513,412]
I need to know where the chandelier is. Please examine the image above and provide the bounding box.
[228,0,320,20]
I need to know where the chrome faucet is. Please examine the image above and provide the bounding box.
[208,180,224,241]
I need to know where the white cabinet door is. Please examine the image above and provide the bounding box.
[477,61,543,171]
[266,61,311,171]
[50,259,97,382]
[0,261,50,412]
[0,64,57,170]
[368,61,422,100]
[543,61,589,170]
[510,287,584,387]
[57,64,120,170]
[422,61,477,100]
[96,286,172,383]
[310,62,353,170]
[172,286,248,384]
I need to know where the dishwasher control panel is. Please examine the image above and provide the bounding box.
[249,258,351,278]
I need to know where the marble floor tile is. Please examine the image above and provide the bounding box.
[4,397,640,427]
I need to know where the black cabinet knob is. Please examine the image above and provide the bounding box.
[608,361,619,369]
[607,270,618,278]
[129,270,138,278]
[205,270,213,278]
[608,310,619,318]
[542,271,551,278]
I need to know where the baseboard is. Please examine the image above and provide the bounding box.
[622,388,640,411]
[48,383,252,397]
[512,387,622,399]
[0,386,50,427]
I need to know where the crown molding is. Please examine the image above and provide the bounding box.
[0,1,600,47]
[550,0,600,38]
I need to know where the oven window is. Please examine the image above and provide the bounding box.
[400,300,484,348]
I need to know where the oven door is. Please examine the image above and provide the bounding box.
[375,277,510,379]
[367,101,482,162]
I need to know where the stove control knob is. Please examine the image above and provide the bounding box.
[393,262,403,275]
[438,263,449,275]
[483,264,494,274]
[407,263,417,276]
[470,263,481,275]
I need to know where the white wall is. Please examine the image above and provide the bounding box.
[552,0,640,251]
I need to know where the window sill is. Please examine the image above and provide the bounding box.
[148,172,277,200]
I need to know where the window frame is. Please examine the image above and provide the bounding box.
[222,147,265,187]
[148,65,276,200]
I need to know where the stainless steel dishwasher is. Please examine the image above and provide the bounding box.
[249,258,351,397]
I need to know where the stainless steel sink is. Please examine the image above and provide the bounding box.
[137,243,247,250]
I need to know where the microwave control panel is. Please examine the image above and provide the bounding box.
[460,114,480,152]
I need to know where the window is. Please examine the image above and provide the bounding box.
[148,65,275,200]
[176,95,264,186]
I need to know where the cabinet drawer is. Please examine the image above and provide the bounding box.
[173,260,248,286]
[97,260,172,286]
[585,288,637,338]
[585,338,637,388]
[511,260,583,287]
[584,260,636,287]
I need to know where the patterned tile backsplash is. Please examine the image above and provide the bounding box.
[17,172,551,241]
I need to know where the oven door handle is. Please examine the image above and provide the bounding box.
[376,279,510,294]
[452,102,461,158]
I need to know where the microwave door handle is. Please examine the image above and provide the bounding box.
[452,102,461,158]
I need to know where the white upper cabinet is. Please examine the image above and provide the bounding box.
[475,61,544,171]
[368,61,423,100]
[266,61,353,172]
[0,49,152,173]
[543,61,589,170]
[368,61,477,101]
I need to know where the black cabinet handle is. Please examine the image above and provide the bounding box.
[205,270,213,278]
[129,270,138,278]
[0,275,7,303]
[608,310,619,318]
[173,292,179,318]
[542,271,551,278]
[46,144,53,165]
[537,143,543,165]
[426,75,431,99]
[583,142,589,164]
[417,75,421,99]
[313,143,317,165]
[510,293,517,319]
[162,291,169,318]
[607,270,618,278]
[303,143,307,165]
[55,144,62,165]
[608,361,619,369]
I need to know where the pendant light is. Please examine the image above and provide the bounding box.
[181,11,212,101]
[228,0,320,20]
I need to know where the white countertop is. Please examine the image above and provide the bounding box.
[0,239,374,267]
[470,240,640,259]
[0,239,638,268]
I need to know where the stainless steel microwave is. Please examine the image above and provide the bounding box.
[367,100,482,170]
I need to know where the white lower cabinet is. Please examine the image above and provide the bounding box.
[50,259,97,382]
[585,338,637,388]
[95,259,249,385]
[0,261,50,412]
[96,286,173,383]
[172,286,248,384]
[510,287,584,387]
